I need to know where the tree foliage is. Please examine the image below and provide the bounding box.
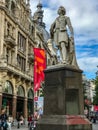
[93,76,98,105]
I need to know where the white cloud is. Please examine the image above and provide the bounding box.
[78,57,98,73]
[30,0,98,32]
[30,0,98,79]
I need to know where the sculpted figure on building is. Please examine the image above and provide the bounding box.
[50,6,78,68]
[32,3,58,65]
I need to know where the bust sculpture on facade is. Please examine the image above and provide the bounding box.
[50,6,78,68]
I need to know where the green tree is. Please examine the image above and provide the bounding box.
[93,76,98,105]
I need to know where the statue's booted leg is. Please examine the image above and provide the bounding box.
[60,42,68,64]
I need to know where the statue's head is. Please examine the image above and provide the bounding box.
[57,6,66,15]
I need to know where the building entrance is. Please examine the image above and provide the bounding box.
[2,94,13,115]
[16,97,24,117]
[28,99,33,115]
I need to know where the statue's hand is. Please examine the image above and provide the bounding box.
[70,36,74,43]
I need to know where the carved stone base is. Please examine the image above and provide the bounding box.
[36,65,92,130]
[36,115,92,130]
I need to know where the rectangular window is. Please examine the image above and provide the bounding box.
[18,32,26,53]
[17,54,26,71]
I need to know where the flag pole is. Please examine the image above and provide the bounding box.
[33,48,46,115]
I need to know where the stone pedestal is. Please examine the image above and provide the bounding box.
[36,65,92,130]
[37,115,92,130]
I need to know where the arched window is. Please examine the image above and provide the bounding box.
[28,89,34,99]
[17,86,25,97]
[3,81,13,94]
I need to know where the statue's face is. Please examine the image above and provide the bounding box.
[58,8,62,15]
[58,6,65,15]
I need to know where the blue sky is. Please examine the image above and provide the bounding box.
[30,0,98,80]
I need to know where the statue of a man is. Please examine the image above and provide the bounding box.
[50,6,74,64]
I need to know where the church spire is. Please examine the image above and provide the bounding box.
[33,2,45,28]
[36,2,43,21]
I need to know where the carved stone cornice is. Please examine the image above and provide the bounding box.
[0,65,33,83]
[4,35,16,47]
[28,52,34,62]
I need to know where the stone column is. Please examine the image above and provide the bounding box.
[12,51,15,65]
[14,25,18,66]
[0,10,5,56]
[12,95,17,119]
[9,50,11,64]
[4,46,6,57]
[26,37,28,72]
[24,97,28,122]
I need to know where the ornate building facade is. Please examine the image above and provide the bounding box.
[0,0,57,121]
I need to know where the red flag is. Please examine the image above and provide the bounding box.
[33,48,46,92]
